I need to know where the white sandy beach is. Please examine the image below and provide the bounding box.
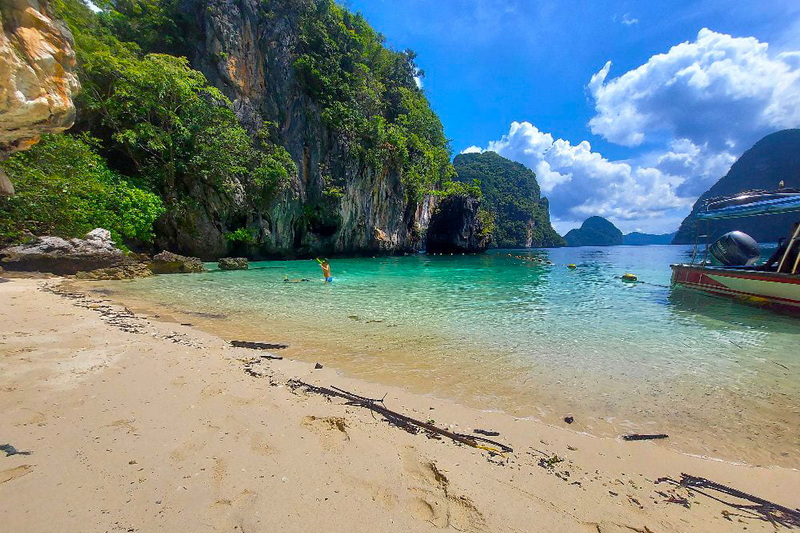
[1,277,798,532]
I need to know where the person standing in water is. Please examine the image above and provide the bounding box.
[317,258,332,283]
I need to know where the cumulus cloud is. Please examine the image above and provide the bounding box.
[588,29,800,151]
[461,145,483,154]
[477,122,694,232]
[466,29,800,234]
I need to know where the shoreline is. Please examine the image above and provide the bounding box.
[1,277,799,532]
[86,272,800,471]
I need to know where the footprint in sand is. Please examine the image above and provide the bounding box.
[301,415,350,451]
[401,447,486,532]
[0,465,33,484]
[249,433,274,456]
[211,489,263,531]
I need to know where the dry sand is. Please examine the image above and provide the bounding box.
[1,277,798,532]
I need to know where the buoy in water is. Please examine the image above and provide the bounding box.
[621,273,638,282]
[567,263,577,269]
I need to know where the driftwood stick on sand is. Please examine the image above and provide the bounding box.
[658,474,800,528]
[288,380,513,454]
[622,434,669,441]
[231,340,289,350]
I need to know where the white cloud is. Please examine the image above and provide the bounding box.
[460,145,483,154]
[414,76,424,89]
[621,14,639,26]
[466,30,800,234]
[480,122,694,233]
[588,28,800,152]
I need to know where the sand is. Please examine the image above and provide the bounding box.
[1,277,798,532]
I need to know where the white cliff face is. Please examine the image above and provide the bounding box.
[0,0,80,194]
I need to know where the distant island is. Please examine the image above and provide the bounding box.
[453,151,564,248]
[623,231,677,245]
[564,216,623,246]
[564,217,676,246]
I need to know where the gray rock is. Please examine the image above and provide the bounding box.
[150,251,206,274]
[426,195,491,254]
[218,257,249,270]
[0,228,127,274]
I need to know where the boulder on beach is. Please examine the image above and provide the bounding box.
[150,251,205,274]
[218,257,249,270]
[0,228,128,275]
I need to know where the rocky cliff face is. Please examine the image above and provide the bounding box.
[673,130,800,245]
[564,216,623,247]
[426,195,490,254]
[452,152,564,248]
[0,0,79,194]
[165,0,429,258]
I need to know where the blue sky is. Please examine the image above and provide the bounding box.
[345,0,800,234]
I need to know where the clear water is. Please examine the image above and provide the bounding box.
[106,246,800,467]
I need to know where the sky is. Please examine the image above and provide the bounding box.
[344,0,800,234]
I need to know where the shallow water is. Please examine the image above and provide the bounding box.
[107,246,800,467]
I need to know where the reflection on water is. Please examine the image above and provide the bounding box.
[106,245,800,467]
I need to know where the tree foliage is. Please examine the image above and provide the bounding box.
[51,0,296,245]
[0,135,164,245]
[290,0,453,201]
[453,151,565,248]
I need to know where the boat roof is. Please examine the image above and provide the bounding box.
[696,190,800,220]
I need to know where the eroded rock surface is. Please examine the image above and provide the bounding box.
[150,251,206,274]
[0,0,79,194]
[218,257,249,270]
[426,196,490,254]
[0,228,128,274]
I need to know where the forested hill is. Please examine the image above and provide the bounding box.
[673,129,800,245]
[453,152,564,248]
[1,0,462,259]
[563,217,623,247]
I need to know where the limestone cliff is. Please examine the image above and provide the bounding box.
[0,0,79,194]
[160,0,433,258]
[673,130,800,245]
[452,152,564,248]
[426,195,490,254]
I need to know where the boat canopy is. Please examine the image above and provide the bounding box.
[697,191,800,220]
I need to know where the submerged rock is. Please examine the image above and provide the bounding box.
[426,195,491,254]
[0,228,128,274]
[150,251,205,274]
[218,257,249,270]
[75,263,154,280]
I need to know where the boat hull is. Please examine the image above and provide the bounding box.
[670,264,800,314]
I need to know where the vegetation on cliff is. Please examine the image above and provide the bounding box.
[1,0,459,258]
[452,152,564,248]
[291,1,452,202]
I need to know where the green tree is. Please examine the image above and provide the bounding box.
[0,134,164,245]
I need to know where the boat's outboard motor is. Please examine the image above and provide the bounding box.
[710,231,760,266]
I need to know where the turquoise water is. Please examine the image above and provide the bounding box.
[106,246,800,466]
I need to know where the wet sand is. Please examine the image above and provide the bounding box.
[1,277,799,532]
